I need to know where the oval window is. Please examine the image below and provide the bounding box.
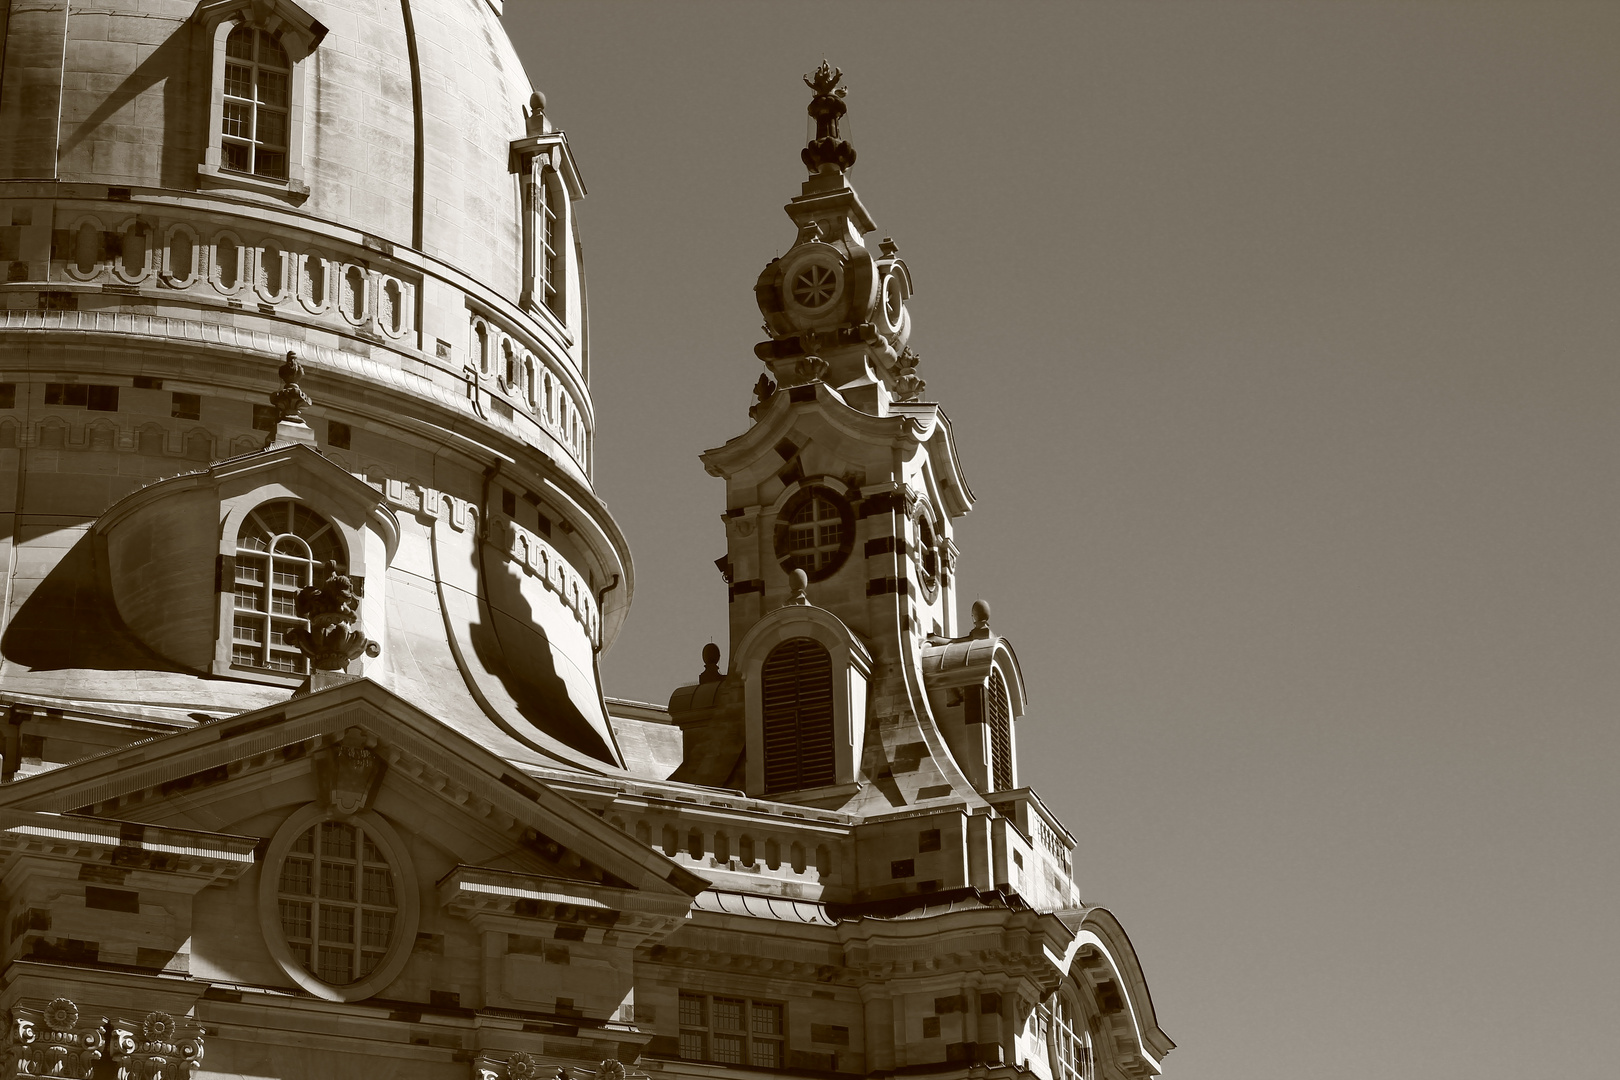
[259,804,418,1002]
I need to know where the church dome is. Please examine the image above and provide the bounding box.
[0,0,631,770]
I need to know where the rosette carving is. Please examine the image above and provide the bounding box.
[110,1011,203,1080]
[5,998,104,1079]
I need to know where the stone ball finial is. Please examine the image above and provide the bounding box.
[787,568,811,606]
[699,642,722,684]
[970,598,992,639]
[530,90,547,115]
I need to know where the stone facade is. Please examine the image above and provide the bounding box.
[0,10,1170,1080]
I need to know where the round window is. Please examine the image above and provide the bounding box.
[258,804,418,1002]
[774,485,855,584]
[791,263,838,308]
[916,513,940,598]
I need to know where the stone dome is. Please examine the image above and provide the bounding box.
[0,0,633,773]
[1,0,543,302]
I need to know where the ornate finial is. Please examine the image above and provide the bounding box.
[699,642,722,684]
[786,568,811,606]
[753,372,776,402]
[526,91,547,136]
[271,351,311,422]
[801,61,856,174]
[284,561,371,671]
[970,599,992,639]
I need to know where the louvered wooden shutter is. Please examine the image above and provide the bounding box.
[987,668,1013,791]
[761,637,836,793]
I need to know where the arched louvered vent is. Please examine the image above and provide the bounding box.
[988,667,1013,791]
[761,637,836,793]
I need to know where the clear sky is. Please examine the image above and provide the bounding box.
[505,3,1619,1077]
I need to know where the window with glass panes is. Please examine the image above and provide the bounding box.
[677,993,785,1068]
[276,819,398,986]
[541,177,563,319]
[222,25,290,179]
[784,492,844,574]
[232,500,344,674]
[1041,998,1094,1080]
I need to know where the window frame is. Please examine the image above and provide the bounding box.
[228,499,346,677]
[196,2,325,202]
[773,484,855,584]
[258,803,419,1003]
[676,992,787,1070]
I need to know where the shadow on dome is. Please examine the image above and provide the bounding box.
[0,530,189,675]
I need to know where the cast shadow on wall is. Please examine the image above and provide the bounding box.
[1,530,188,674]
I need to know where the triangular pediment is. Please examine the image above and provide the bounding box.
[0,678,703,904]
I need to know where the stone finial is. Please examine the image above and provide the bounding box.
[786,568,811,606]
[594,1062,626,1080]
[271,351,311,422]
[699,642,723,684]
[526,90,547,136]
[110,1011,204,1080]
[284,561,371,671]
[801,61,856,174]
[969,599,992,639]
[6,998,104,1080]
[753,372,777,402]
[265,350,318,449]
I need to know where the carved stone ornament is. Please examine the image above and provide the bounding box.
[802,61,855,173]
[785,567,811,607]
[778,354,829,388]
[284,560,371,671]
[4,998,104,1080]
[270,350,312,422]
[594,1062,627,1080]
[313,727,385,814]
[473,1052,565,1080]
[110,1011,204,1080]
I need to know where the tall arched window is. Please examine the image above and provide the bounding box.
[760,637,835,793]
[987,667,1013,791]
[1046,996,1094,1080]
[233,500,344,674]
[541,173,564,318]
[222,26,290,179]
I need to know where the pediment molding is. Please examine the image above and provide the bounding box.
[0,681,702,903]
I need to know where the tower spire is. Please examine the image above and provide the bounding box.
[801,61,856,174]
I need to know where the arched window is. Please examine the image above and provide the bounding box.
[222,26,291,179]
[760,637,835,793]
[987,667,1013,791]
[541,173,564,318]
[1047,995,1094,1080]
[232,500,344,674]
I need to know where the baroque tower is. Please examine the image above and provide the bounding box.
[0,6,1170,1076]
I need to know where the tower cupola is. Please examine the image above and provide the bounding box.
[754,64,918,413]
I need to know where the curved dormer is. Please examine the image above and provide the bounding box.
[94,443,399,686]
[920,612,1029,795]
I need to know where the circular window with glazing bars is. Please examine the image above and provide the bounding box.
[774,485,855,584]
[259,804,418,1002]
[915,511,940,600]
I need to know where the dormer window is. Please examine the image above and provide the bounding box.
[761,637,835,793]
[232,500,344,675]
[196,1,326,200]
[541,174,563,318]
[222,26,290,180]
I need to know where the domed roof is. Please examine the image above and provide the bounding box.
[0,0,543,304]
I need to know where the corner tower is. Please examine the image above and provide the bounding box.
[678,66,1027,828]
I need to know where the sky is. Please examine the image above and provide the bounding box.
[505,4,1619,1078]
